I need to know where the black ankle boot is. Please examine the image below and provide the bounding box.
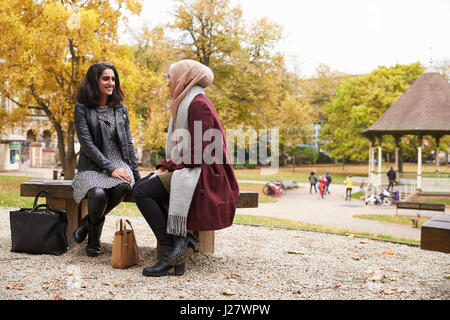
[167,233,200,266]
[73,216,89,244]
[142,246,185,277]
[86,218,104,257]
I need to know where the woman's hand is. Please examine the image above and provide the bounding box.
[112,168,132,183]
[150,167,168,179]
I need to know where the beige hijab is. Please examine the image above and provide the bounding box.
[168,60,214,125]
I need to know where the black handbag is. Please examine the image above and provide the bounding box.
[10,190,69,255]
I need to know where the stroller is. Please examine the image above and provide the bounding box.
[365,188,395,206]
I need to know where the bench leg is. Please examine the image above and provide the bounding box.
[194,231,215,254]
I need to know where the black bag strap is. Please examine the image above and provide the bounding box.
[33,190,52,209]
[29,203,50,214]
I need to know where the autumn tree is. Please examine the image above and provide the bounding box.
[320,62,426,165]
[0,0,142,178]
[168,0,318,165]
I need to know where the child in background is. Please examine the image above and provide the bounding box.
[344,175,354,201]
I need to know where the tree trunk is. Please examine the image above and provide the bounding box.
[54,122,66,174]
[64,122,77,180]
[54,121,77,180]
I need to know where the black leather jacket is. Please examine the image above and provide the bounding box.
[74,103,141,181]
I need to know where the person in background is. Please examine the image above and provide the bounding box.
[344,175,354,201]
[308,171,318,194]
[325,172,332,194]
[318,176,327,199]
[359,180,365,193]
[387,167,396,192]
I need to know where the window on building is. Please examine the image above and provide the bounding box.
[10,149,20,164]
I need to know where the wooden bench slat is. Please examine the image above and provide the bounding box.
[396,201,446,212]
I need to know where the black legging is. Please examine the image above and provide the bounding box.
[133,173,171,246]
[87,183,131,225]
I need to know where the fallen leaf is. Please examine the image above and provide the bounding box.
[377,249,395,257]
[222,290,236,296]
[352,257,361,261]
[332,285,341,289]
[81,283,93,289]
[6,284,24,290]
[67,273,74,277]
[179,296,185,299]
[360,240,369,244]
[287,250,304,255]
[444,274,450,280]
[224,272,239,278]
[101,282,110,286]
[292,290,302,295]
[52,291,65,300]
[113,283,121,287]
[382,288,403,295]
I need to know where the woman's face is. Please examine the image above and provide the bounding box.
[167,73,175,97]
[98,68,115,98]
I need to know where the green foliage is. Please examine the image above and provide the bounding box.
[320,62,426,163]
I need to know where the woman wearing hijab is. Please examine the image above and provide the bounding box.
[133,60,240,277]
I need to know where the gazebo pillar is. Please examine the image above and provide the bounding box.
[435,136,441,176]
[417,135,423,191]
[377,138,383,187]
[394,136,400,183]
[368,140,373,186]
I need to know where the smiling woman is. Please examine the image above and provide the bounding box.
[72,62,141,257]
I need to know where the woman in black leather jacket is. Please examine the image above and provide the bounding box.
[72,62,141,256]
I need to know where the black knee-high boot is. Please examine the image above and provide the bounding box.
[85,188,108,256]
[73,184,131,244]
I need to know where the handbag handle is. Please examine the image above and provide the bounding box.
[33,190,52,209]
[115,219,134,232]
[29,204,50,214]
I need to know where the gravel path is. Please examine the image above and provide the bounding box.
[1,207,449,300]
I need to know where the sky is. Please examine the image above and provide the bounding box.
[121,0,450,77]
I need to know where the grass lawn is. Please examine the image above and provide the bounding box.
[0,175,35,208]
[353,214,431,228]
[351,191,364,199]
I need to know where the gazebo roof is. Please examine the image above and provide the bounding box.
[362,70,450,137]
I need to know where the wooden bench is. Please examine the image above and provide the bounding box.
[421,215,450,254]
[20,180,258,254]
[395,202,446,215]
[395,202,446,228]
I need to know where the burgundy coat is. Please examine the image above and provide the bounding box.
[157,94,240,231]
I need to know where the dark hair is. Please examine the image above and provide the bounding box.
[76,62,124,108]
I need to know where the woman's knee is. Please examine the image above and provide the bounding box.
[114,183,132,196]
[133,177,165,202]
[88,187,108,202]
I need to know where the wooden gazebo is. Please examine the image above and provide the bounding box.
[362,69,450,191]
